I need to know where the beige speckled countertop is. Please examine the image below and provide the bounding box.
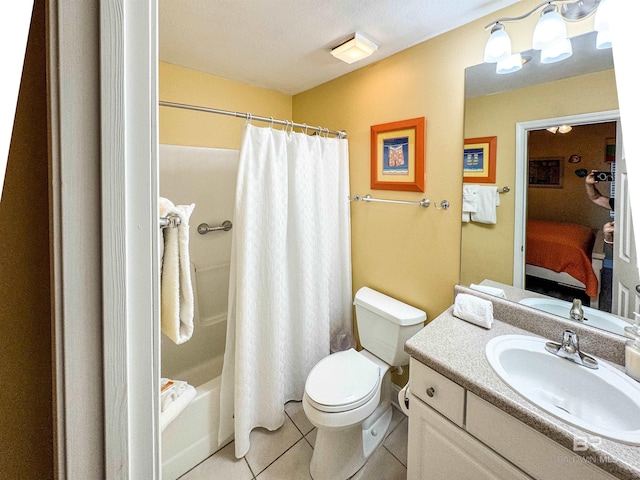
[405,287,640,480]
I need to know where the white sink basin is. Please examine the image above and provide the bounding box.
[485,334,640,445]
[519,297,631,336]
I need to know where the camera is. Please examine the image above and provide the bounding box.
[593,171,613,182]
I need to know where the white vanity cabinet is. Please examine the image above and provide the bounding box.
[407,359,619,480]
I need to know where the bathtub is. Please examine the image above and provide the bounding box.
[161,355,232,480]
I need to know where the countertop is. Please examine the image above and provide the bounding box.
[405,299,640,480]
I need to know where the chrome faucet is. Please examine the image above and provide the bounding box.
[569,298,584,322]
[545,330,598,369]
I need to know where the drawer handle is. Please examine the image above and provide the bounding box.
[426,387,435,398]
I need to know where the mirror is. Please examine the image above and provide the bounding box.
[461,31,640,338]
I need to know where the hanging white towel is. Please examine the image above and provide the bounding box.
[160,378,197,431]
[461,184,478,223]
[470,186,500,224]
[453,293,494,329]
[160,197,196,344]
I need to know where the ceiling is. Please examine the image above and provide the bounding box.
[158,0,521,96]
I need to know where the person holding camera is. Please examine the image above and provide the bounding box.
[585,170,614,210]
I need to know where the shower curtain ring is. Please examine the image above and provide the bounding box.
[303,123,308,135]
[246,113,252,125]
[269,116,274,129]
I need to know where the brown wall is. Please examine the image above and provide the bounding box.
[0,1,54,478]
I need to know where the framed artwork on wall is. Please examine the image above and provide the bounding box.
[605,137,616,162]
[463,136,496,184]
[528,157,564,188]
[370,117,425,192]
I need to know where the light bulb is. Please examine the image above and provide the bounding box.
[484,24,511,63]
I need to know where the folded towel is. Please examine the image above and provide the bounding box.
[160,197,196,344]
[470,283,507,298]
[453,293,493,329]
[470,186,499,224]
[461,185,477,223]
[160,377,197,431]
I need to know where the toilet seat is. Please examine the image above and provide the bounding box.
[305,348,381,413]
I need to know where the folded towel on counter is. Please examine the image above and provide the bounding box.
[470,283,507,299]
[453,293,493,329]
[470,186,500,224]
[160,197,196,344]
[160,378,197,431]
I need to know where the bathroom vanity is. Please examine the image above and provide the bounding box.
[404,286,640,480]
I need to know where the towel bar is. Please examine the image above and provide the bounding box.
[160,214,181,229]
[198,220,233,235]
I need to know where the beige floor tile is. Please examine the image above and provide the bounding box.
[383,417,408,466]
[256,438,313,480]
[285,400,315,435]
[179,441,253,480]
[304,428,317,448]
[245,415,303,475]
[350,446,406,480]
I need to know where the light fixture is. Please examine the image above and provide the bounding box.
[594,0,612,49]
[546,124,572,134]
[540,37,573,63]
[484,23,512,63]
[330,33,378,64]
[532,4,568,50]
[483,0,607,73]
[496,53,523,74]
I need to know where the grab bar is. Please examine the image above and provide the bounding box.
[198,220,233,235]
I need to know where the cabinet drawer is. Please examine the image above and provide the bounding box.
[409,358,465,427]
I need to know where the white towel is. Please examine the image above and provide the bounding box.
[160,197,196,344]
[453,293,493,329]
[461,185,478,223]
[470,186,499,224]
[470,283,507,298]
[160,378,197,431]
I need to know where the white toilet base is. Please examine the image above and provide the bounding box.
[309,402,392,480]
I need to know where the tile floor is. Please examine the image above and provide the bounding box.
[180,401,408,480]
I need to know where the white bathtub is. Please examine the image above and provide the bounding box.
[161,355,232,480]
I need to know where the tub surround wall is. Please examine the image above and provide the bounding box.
[405,286,636,479]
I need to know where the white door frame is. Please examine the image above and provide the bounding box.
[51,1,160,478]
[513,110,620,289]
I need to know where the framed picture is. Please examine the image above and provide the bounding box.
[528,157,564,188]
[463,136,496,183]
[605,137,616,162]
[370,117,425,192]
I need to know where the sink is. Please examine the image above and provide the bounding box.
[519,297,631,336]
[485,334,640,445]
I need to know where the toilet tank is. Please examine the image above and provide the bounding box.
[353,287,426,366]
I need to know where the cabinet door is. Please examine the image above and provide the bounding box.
[407,394,532,480]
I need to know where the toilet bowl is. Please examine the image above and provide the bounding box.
[303,287,426,480]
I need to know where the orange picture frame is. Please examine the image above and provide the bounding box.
[463,136,496,184]
[370,117,425,192]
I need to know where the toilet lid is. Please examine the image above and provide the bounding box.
[305,348,381,413]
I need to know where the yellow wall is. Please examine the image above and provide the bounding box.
[461,70,618,286]
[159,62,292,149]
[0,1,54,477]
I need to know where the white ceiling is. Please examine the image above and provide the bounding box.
[158,0,521,96]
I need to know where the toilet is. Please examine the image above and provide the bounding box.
[302,287,426,480]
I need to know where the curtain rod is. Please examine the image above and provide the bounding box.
[159,101,347,138]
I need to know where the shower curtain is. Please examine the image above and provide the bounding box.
[219,123,353,458]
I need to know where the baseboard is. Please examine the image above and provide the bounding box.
[390,383,406,416]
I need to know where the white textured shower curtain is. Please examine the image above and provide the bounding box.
[219,124,353,458]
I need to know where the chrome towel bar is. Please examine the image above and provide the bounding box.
[351,194,450,210]
[160,214,181,229]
